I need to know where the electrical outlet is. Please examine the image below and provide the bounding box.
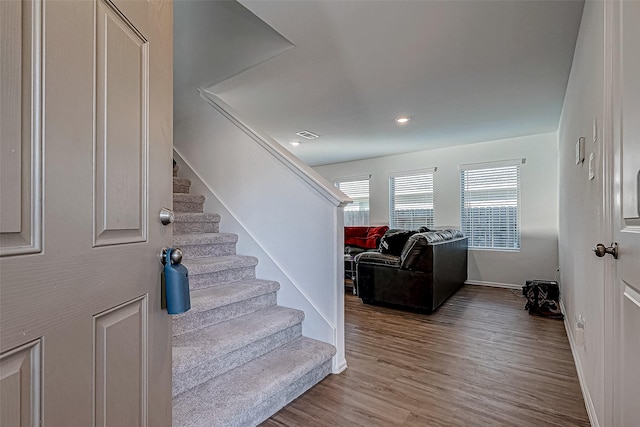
[575,327,585,347]
[575,315,586,347]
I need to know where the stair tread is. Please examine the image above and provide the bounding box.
[175,279,279,315]
[173,232,238,245]
[183,255,258,275]
[174,212,220,223]
[173,306,304,375]
[172,337,335,427]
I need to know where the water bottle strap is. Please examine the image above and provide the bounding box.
[165,248,173,266]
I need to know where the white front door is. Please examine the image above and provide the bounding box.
[609,0,640,424]
[0,0,173,425]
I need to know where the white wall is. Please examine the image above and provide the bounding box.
[173,1,292,122]
[557,0,605,424]
[174,92,348,373]
[315,132,559,287]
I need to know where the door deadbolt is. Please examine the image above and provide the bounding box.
[593,242,618,259]
[159,207,174,225]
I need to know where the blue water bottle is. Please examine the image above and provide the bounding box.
[163,247,191,315]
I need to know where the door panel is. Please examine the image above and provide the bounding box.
[95,0,148,246]
[95,296,147,427]
[0,0,25,234]
[0,0,173,425]
[620,0,640,222]
[611,0,640,424]
[0,340,41,427]
[0,0,42,255]
[621,283,640,424]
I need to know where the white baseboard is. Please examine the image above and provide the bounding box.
[559,300,600,427]
[465,280,521,290]
[332,357,347,375]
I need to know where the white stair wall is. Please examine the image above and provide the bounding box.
[173,143,348,373]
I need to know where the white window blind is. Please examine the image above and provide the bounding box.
[336,177,370,226]
[460,164,521,250]
[389,171,434,229]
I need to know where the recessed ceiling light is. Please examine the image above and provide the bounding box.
[290,141,301,146]
[296,130,319,140]
[395,116,411,124]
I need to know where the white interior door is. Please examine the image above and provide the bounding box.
[610,0,640,424]
[0,0,173,425]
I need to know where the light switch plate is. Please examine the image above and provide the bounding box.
[588,152,595,180]
[576,137,585,164]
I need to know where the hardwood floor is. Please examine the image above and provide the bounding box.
[261,285,590,426]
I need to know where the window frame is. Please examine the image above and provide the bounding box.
[459,159,523,251]
[388,168,436,230]
[335,175,371,226]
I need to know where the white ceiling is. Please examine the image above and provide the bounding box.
[180,1,584,167]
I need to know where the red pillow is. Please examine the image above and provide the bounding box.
[344,226,389,249]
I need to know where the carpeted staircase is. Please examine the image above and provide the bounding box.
[171,164,336,427]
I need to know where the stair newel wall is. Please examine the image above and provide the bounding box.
[173,92,349,374]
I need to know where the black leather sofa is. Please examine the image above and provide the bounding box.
[355,230,468,313]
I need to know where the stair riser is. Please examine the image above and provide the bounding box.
[174,201,204,213]
[173,324,302,397]
[173,184,191,193]
[270,360,333,425]
[189,267,256,290]
[179,243,236,259]
[174,221,219,234]
[284,359,332,403]
[172,292,277,336]
[173,177,192,193]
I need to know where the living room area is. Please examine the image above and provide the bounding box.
[317,131,559,295]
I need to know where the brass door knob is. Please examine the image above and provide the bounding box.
[593,242,618,259]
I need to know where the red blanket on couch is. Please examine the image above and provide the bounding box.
[344,226,389,249]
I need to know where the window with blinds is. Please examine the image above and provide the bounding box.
[460,163,521,250]
[336,177,370,226]
[389,171,435,229]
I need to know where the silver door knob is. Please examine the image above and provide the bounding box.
[593,242,618,259]
[159,207,174,225]
[161,247,183,265]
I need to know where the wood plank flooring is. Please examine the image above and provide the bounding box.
[261,285,590,426]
